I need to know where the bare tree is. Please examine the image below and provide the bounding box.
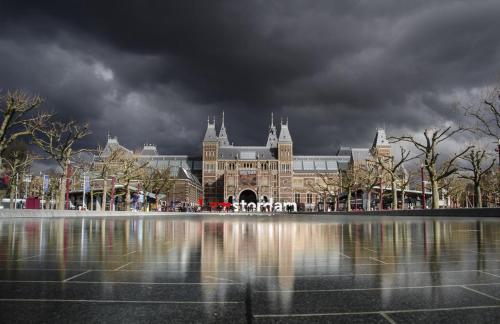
[93,146,122,211]
[2,142,35,208]
[339,166,358,211]
[29,120,91,210]
[481,170,499,207]
[465,85,500,141]
[374,147,415,210]
[114,152,148,210]
[459,148,496,208]
[0,91,50,165]
[391,127,472,209]
[357,160,382,211]
[396,163,418,209]
[307,172,339,211]
[440,173,469,208]
[140,166,174,211]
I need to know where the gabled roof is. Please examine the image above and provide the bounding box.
[218,146,277,160]
[351,148,372,162]
[172,167,201,185]
[101,136,133,157]
[138,155,202,171]
[293,155,346,173]
[140,144,158,156]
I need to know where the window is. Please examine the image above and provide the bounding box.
[306,193,313,204]
[295,193,301,204]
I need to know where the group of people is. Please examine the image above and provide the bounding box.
[131,191,145,212]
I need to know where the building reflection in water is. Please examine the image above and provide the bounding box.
[0,217,499,311]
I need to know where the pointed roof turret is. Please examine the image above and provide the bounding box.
[278,117,292,143]
[371,128,392,157]
[203,116,218,142]
[372,128,390,148]
[218,111,230,146]
[266,112,278,148]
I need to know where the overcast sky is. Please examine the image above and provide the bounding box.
[1,1,499,156]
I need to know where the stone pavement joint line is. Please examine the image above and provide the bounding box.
[252,305,500,318]
[0,298,243,304]
[113,262,133,271]
[63,270,92,282]
[380,312,398,324]
[461,285,500,302]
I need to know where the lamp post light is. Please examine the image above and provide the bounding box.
[420,163,426,210]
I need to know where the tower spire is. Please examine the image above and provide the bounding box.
[218,111,230,146]
[266,112,278,148]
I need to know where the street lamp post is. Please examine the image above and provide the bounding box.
[420,163,426,210]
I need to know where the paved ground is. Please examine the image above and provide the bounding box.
[0,214,499,323]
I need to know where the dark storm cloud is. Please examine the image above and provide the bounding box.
[1,0,500,155]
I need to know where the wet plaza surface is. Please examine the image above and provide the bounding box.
[1,214,500,323]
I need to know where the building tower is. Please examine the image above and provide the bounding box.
[218,111,230,146]
[278,118,293,203]
[371,128,392,158]
[202,117,219,204]
[266,112,278,148]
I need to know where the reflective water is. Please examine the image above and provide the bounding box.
[1,215,500,323]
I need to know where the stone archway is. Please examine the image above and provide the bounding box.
[239,189,257,204]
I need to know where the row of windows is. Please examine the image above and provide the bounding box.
[280,148,292,158]
[280,163,291,172]
[216,161,279,170]
[203,163,215,172]
[295,193,314,204]
[205,150,216,158]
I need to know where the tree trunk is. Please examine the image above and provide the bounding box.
[90,184,94,211]
[58,173,66,210]
[401,188,406,210]
[431,180,439,209]
[9,183,15,209]
[474,182,482,208]
[391,180,398,210]
[346,187,352,211]
[125,181,131,211]
[366,190,371,211]
[101,173,107,211]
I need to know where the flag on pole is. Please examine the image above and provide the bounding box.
[83,175,90,193]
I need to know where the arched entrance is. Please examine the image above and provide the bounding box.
[239,189,257,204]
